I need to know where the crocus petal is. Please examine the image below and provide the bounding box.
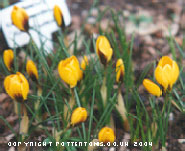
[162,64,173,85]
[171,61,179,86]
[143,79,162,97]
[155,65,168,90]
[4,75,12,98]
[26,60,39,81]
[160,56,173,67]
[81,56,88,70]
[17,72,29,100]
[116,58,125,83]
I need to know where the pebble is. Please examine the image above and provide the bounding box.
[87,17,96,24]
[109,147,115,151]
[169,112,174,121]
[91,8,98,17]
[82,10,88,19]
[8,147,15,151]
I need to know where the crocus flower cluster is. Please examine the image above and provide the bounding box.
[143,56,179,96]
[3,5,181,145]
[3,51,39,103]
[11,5,64,32]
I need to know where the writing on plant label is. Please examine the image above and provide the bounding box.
[1,0,71,53]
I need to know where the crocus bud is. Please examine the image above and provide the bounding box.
[81,56,88,70]
[26,60,39,82]
[155,56,179,91]
[58,56,83,88]
[116,59,125,83]
[96,35,113,66]
[53,5,64,28]
[11,6,29,32]
[4,72,29,102]
[98,127,115,143]
[71,107,87,126]
[143,79,162,97]
[3,49,14,71]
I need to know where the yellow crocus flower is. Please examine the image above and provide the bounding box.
[58,56,82,88]
[116,59,125,83]
[71,107,87,126]
[11,6,29,32]
[81,56,89,70]
[26,60,39,82]
[98,127,115,143]
[96,35,113,65]
[4,72,29,102]
[3,49,14,71]
[143,79,162,97]
[53,5,64,27]
[155,56,179,91]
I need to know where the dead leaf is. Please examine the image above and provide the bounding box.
[20,116,29,137]
[5,134,15,142]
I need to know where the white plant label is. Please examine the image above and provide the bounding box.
[1,0,71,53]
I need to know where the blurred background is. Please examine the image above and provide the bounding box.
[1,0,185,65]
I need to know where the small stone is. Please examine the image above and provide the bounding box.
[109,147,115,151]
[148,47,157,56]
[99,5,106,11]
[71,3,78,9]
[82,10,88,19]
[169,113,174,121]
[8,147,15,151]
[123,10,130,17]
[180,13,185,29]
[100,19,109,31]
[87,17,96,24]
[84,24,98,35]
[91,8,98,17]
[72,15,81,29]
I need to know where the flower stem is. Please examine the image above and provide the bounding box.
[13,101,18,115]
[74,87,86,140]
[35,84,42,112]
[64,88,75,126]
[20,103,29,140]
[116,88,130,131]
[160,92,172,150]
[101,76,107,107]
